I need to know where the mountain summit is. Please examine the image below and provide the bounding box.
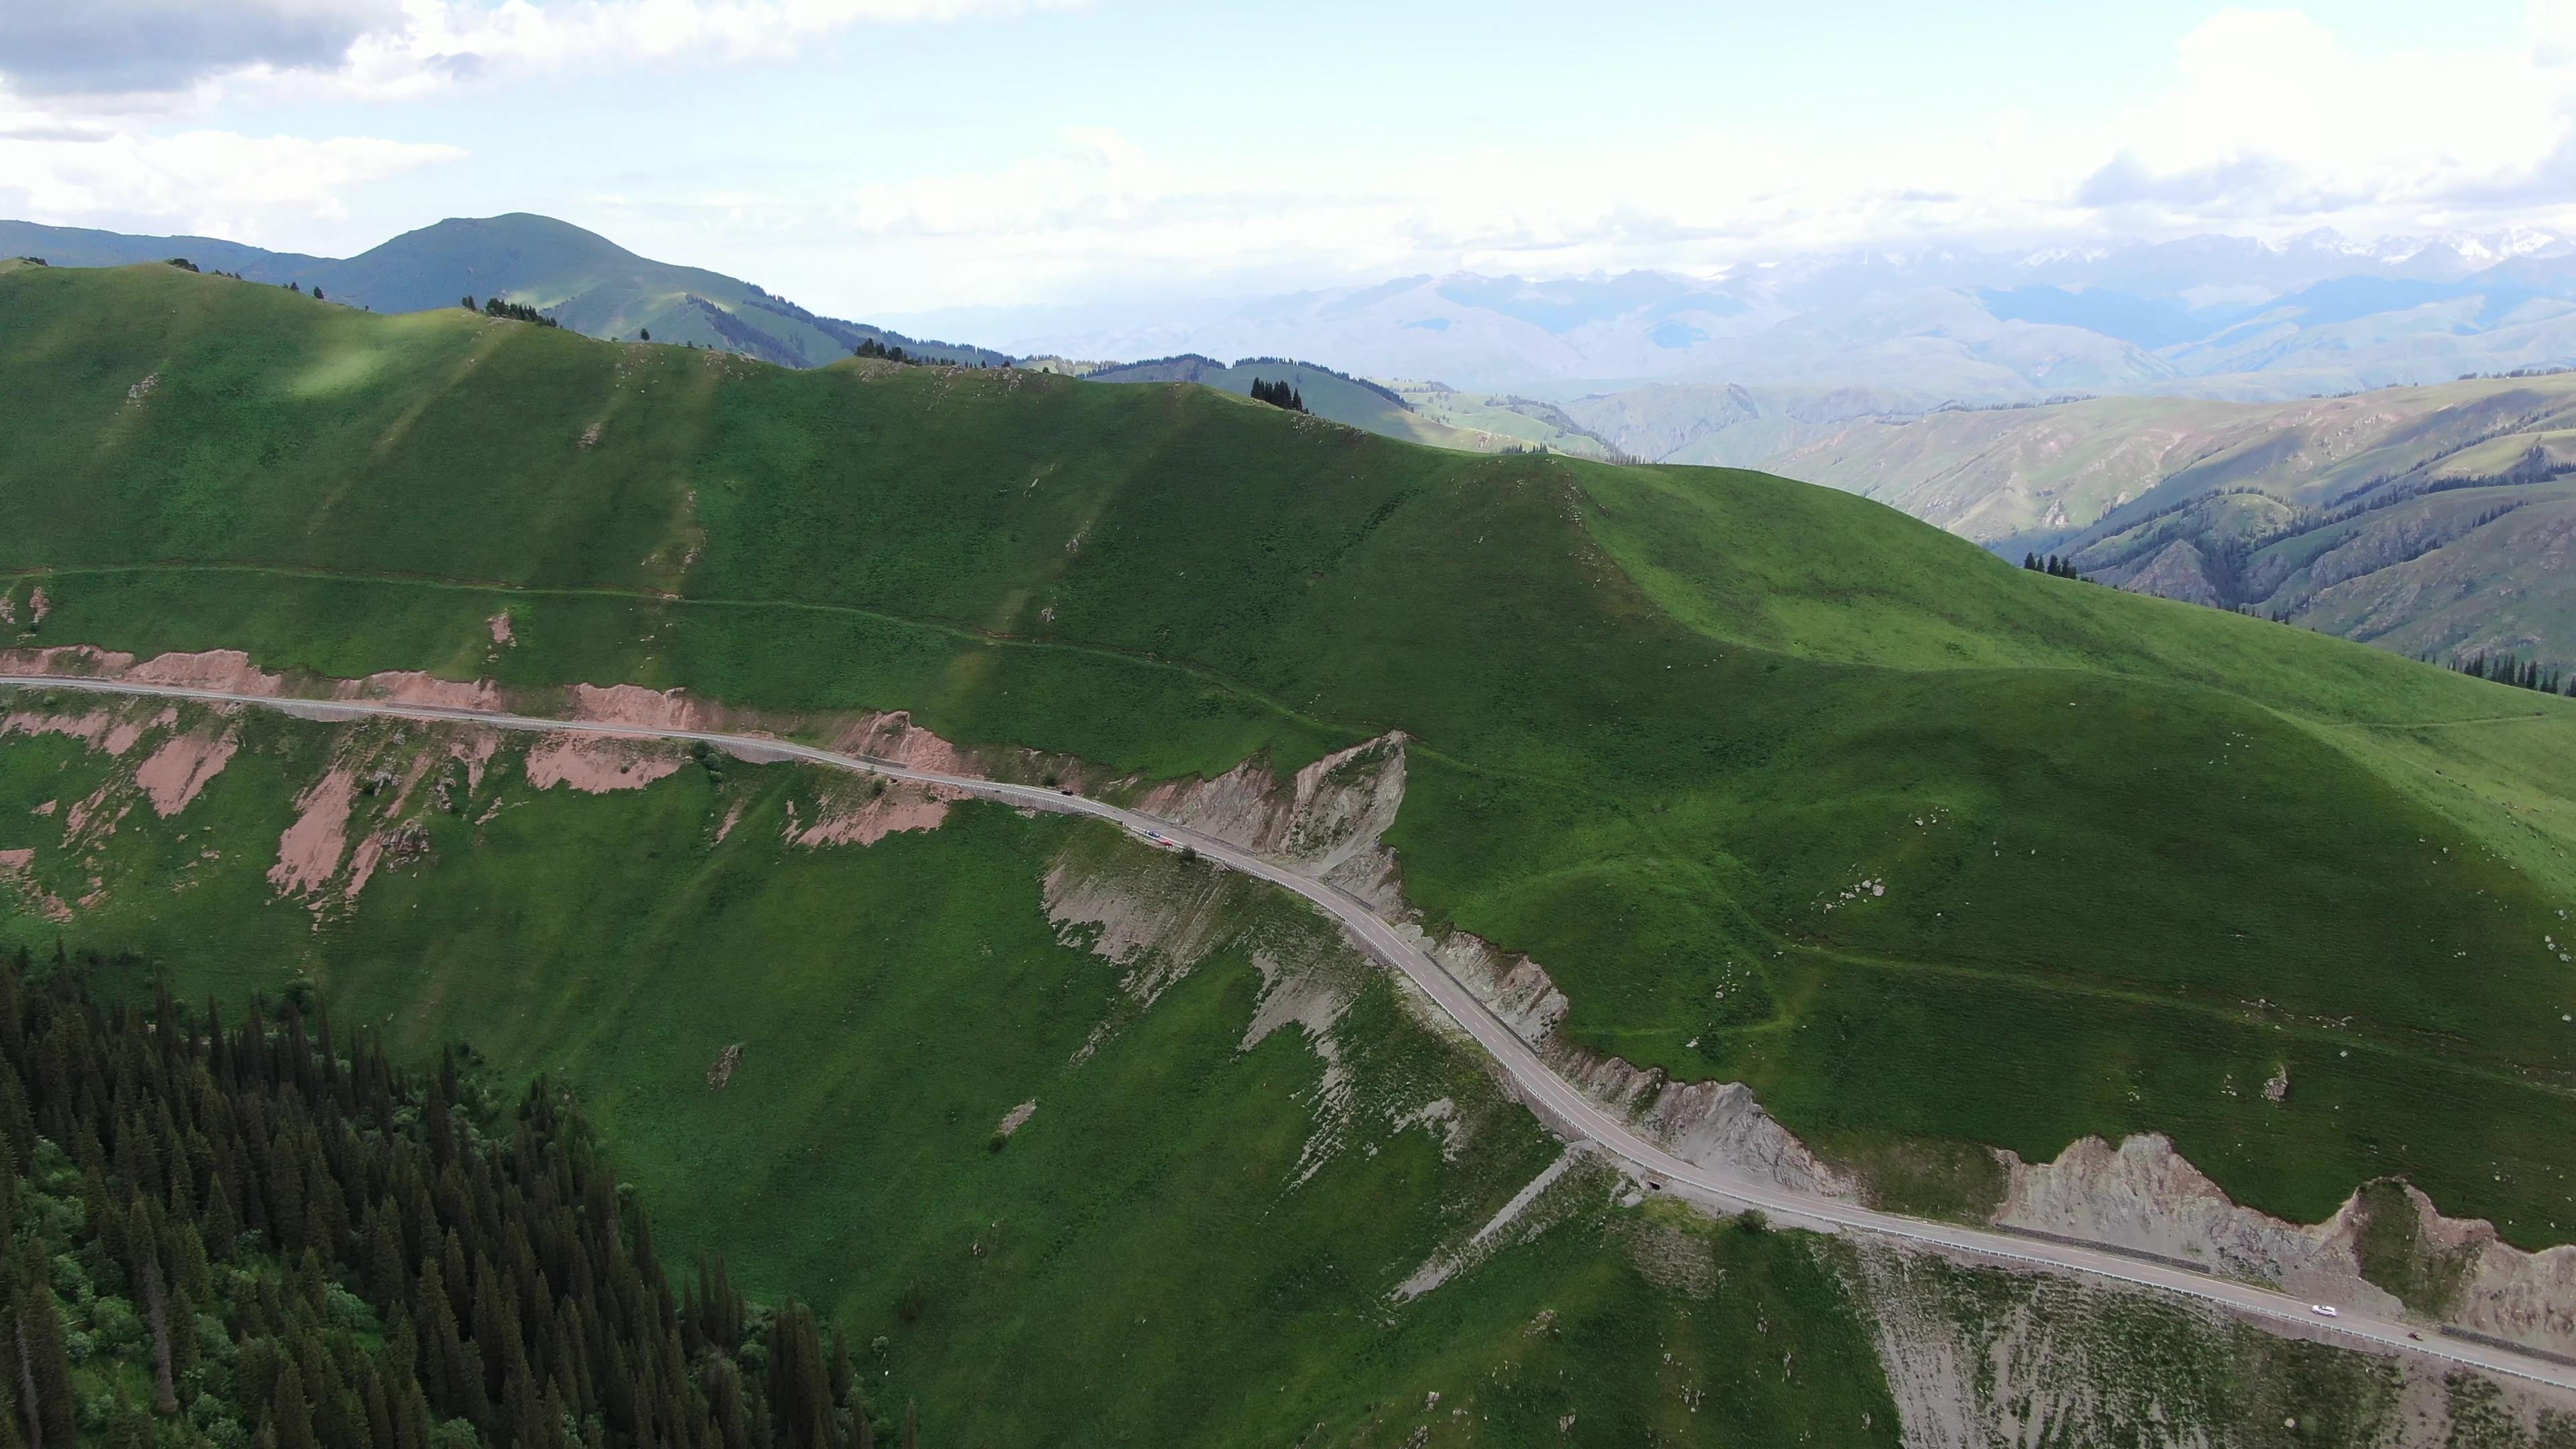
[0,212,1004,368]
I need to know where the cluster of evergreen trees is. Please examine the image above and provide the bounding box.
[460,297,560,329]
[0,949,907,1449]
[848,340,917,365]
[2442,651,2576,696]
[2021,552,2086,580]
[1248,378,1305,413]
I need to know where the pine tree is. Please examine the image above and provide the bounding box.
[10,1242,74,1448]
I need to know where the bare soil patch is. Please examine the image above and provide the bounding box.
[525,734,686,794]
[134,729,237,816]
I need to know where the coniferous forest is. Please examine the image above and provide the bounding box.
[0,949,904,1449]
[1247,378,1305,413]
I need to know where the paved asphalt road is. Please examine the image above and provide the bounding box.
[5,672,2570,1394]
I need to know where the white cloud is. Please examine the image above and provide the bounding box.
[0,0,1072,253]
[2076,7,2576,229]
[742,6,2576,309]
[15,0,1083,106]
[0,116,462,242]
[0,0,400,97]
[10,3,2576,315]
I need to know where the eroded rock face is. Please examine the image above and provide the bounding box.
[1424,928,1860,1201]
[1129,733,1411,913]
[1995,1136,2576,1356]
[1851,1242,2575,1449]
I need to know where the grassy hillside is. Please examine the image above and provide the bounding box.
[1083,353,1501,451]
[1749,375,2576,668]
[0,699,2457,1446]
[1383,378,1631,460]
[0,698,1915,1445]
[0,214,1007,370]
[4,261,2576,1260]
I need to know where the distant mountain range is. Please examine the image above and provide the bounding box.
[0,213,1006,370]
[1690,374,2576,671]
[891,227,2576,399]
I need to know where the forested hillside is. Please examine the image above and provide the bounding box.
[0,949,898,1449]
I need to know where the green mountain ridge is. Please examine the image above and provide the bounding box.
[4,259,2576,1440]
[0,213,1006,369]
[1081,352,1508,451]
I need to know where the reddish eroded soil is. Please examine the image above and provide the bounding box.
[826,710,968,774]
[268,766,360,900]
[488,612,516,647]
[784,779,955,849]
[0,849,70,923]
[2,645,517,712]
[331,672,512,712]
[569,682,712,732]
[523,734,687,794]
[455,733,499,792]
[133,729,239,816]
[0,702,173,757]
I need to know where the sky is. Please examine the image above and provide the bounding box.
[4,0,2573,319]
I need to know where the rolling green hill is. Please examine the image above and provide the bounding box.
[0,213,1007,369]
[1083,353,1504,451]
[1384,378,1633,460]
[6,258,2572,1230]
[5,261,2576,1435]
[1750,374,2576,669]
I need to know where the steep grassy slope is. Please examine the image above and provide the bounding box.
[0,215,1006,368]
[1744,375,2576,667]
[0,698,1915,1446]
[0,699,2484,1446]
[4,262,2575,1252]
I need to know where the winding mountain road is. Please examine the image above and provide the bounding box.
[5,672,2571,1395]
